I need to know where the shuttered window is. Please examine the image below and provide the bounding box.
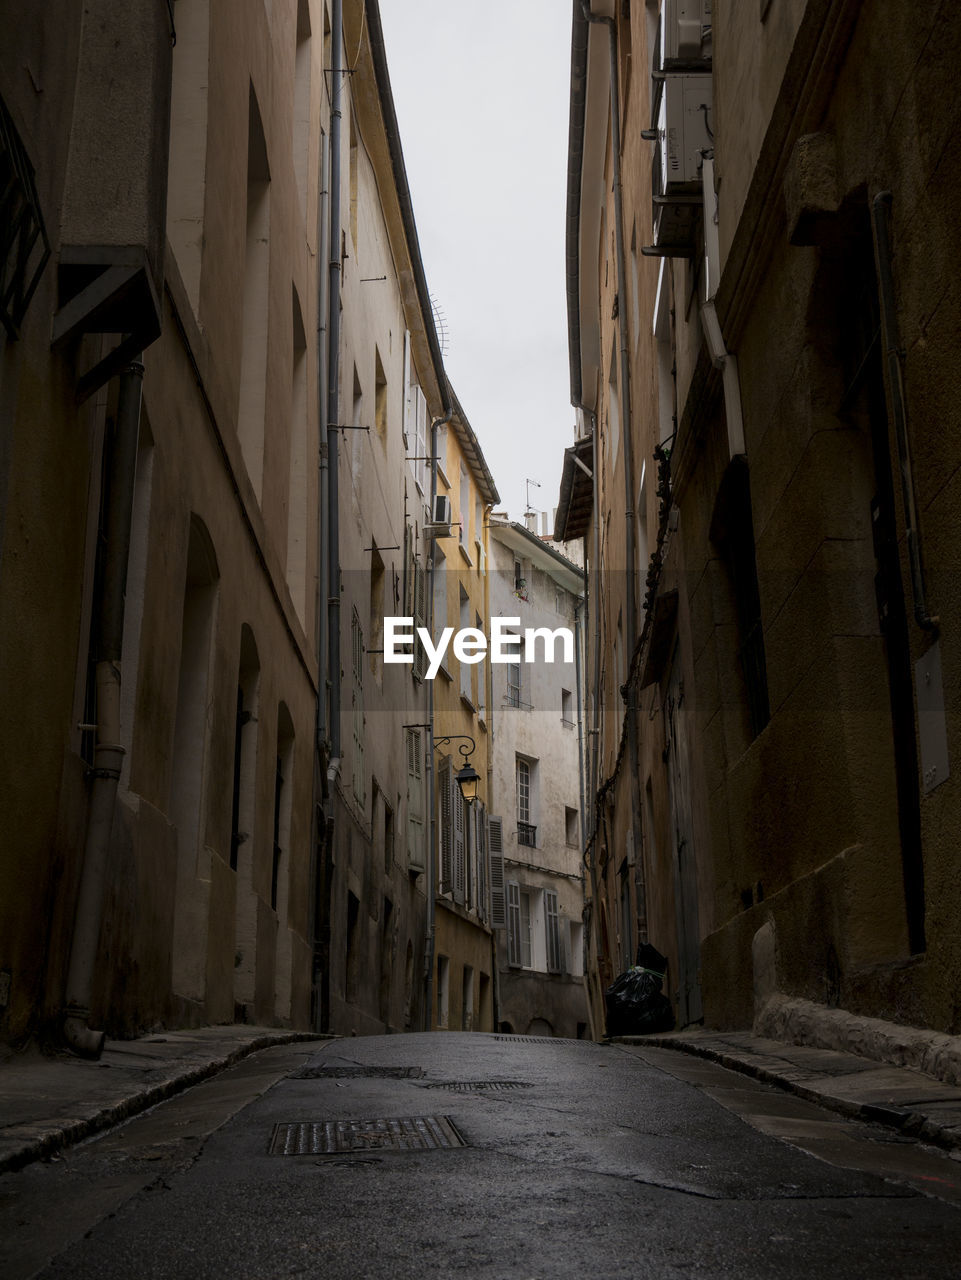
[545,889,561,974]
[438,756,452,893]
[507,881,531,968]
[453,768,466,905]
[406,728,424,873]
[488,816,506,928]
[351,609,364,806]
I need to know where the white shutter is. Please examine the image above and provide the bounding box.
[507,881,521,965]
[488,815,506,928]
[545,889,561,973]
[438,756,452,892]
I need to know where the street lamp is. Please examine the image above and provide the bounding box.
[433,734,480,804]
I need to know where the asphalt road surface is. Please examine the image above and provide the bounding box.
[4,1032,961,1278]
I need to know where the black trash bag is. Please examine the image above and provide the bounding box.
[604,962,675,1037]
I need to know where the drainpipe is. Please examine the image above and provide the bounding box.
[310,121,331,1032]
[582,1,646,943]
[871,191,937,633]
[320,0,344,1034]
[63,354,144,1057]
[424,404,452,1030]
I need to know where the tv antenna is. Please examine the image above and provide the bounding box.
[524,477,541,519]
[430,294,449,356]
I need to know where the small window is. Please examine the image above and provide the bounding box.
[565,806,579,847]
[561,688,574,728]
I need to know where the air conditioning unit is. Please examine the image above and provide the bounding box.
[659,0,712,71]
[424,492,452,538]
[647,74,713,256]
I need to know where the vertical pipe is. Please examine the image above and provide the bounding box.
[63,355,144,1057]
[320,0,344,1035]
[310,121,331,1032]
[583,2,646,946]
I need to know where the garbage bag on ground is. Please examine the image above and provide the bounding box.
[604,958,675,1037]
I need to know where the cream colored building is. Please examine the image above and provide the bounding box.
[488,516,588,1039]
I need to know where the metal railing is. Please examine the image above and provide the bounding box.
[517,822,537,848]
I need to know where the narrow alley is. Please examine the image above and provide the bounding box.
[5,1033,961,1278]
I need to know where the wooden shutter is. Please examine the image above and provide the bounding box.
[406,728,424,873]
[438,756,452,892]
[453,769,466,905]
[488,815,506,928]
[476,801,488,924]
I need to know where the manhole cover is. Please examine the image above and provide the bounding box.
[290,1066,424,1080]
[268,1116,466,1155]
[425,1081,534,1092]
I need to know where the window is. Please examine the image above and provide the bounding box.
[239,85,271,499]
[608,348,621,468]
[459,587,471,703]
[369,545,384,678]
[374,347,388,441]
[507,882,532,968]
[565,806,579,847]
[406,728,424,873]
[561,688,574,728]
[545,890,561,974]
[438,756,467,903]
[506,632,522,708]
[459,464,470,547]
[287,286,308,622]
[476,612,486,720]
[516,756,535,847]
[351,608,365,805]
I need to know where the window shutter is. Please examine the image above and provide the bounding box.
[453,768,466,905]
[476,801,488,924]
[507,880,521,965]
[406,728,424,873]
[545,889,561,973]
[402,331,412,448]
[488,815,506,928]
[438,756,452,892]
[412,557,427,679]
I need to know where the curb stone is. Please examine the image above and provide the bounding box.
[0,1031,335,1175]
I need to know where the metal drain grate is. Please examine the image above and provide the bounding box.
[425,1080,534,1092]
[269,1116,466,1155]
[290,1065,424,1080]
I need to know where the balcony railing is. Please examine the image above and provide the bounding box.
[517,822,537,848]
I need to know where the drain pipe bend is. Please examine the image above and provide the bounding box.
[63,355,144,1057]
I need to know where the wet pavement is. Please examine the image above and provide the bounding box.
[3,1031,961,1277]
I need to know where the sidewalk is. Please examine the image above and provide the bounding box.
[614,1026,961,1153]
[0,1027,332,1174]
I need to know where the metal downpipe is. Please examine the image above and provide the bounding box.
[583,1,646,944]
[63,355,144,1057]
[320,0,345,1035]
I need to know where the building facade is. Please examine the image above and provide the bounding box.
[488,516,588,1039]
[0,0,477,1050]
[427,394,500,1032]
[558,0,961,1041]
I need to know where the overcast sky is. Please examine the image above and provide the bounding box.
[377,0,574,527]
